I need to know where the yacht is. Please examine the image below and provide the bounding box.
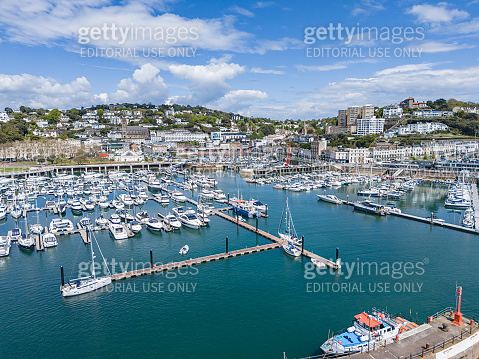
[163,213,182,229]
[18,233,35,250]
[178,213,202,229]
[170,190,187,202]
[128,220,142,233]
[119,194,134,206]
[146,218,163,231]
[278,198,302,246]
[30,223,44,235]
[71,200,83,213]
[9,228,22,242]
[109,223,128,240]
[353,200,388,216]
[11,205,23,219]
[179,245,189,255]
[79,217,92,229]
[0,205,7,220]
[136,211,150,223]
[111,199,125,210]
[61,229,112,297]
[95,215,108,226]
[282,242,301,257]
[156,194,170,204]
[109,213,121,224]
[0,236,11,256]
[49,218,74,234]
[199,190,215,200]
[317,194,343,204]
[84,200,95,211]
[212,190,227,202]
[117,209,135,222]
[42,232,58,248]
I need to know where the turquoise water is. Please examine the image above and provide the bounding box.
[1,172,478,358]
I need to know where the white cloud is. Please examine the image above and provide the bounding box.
[407,4,469,23]
[230,5,255,17]
[94,63,168,104]
[169,58,245,104]
[250,67,285,75]
[0,73,91,109]
[253,37,302,54]
[254,1,274,8]
[374,63,437,76]
[409,41,475,53]
[215,89,268,114]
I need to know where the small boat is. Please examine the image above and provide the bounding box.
[0,205,7,220]
[84,200,95,211]
[278,198,302,246]
[311,258,326,269]
[71,200,83,213]
[30,223,44,235]
[111,200,125,210]
[282,242,301,257]
[11,205,23,219]
[156,194,170,204]
[179,245,189,255]
[42,232,58,248]
[117,209,135,222]
[109,223,128,240]
[146,218,163,231]
[0,236,11,256]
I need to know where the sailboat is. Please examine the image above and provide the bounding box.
[61,227,112,297]
[278,198,302,246]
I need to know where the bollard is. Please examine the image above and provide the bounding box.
[150,249,153,268]
[301,236,304,253]
[336,247,339,262]
[226,236,229,253]
[255,217,258,232]
[60,265,64,287]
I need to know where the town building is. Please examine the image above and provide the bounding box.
[383,105,403,119]
[356,116,385,136]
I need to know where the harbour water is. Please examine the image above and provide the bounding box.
[1,172,479,358]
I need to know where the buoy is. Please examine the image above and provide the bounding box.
[395,335,399,342]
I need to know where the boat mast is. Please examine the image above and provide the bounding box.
[88,227,96,279]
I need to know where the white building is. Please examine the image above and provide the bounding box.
[151,130,208,144]
[356,116,385,136]
[211,131,247,143]
[0,112,10,123]
[383,105,403,119]
[82,111,98,122]
[361,104,375,119]
[413,110,453,118]
[398,122,448,135]
[452,107,479,114]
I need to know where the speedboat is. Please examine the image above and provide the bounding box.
[109,214,121,224]
[156,194,170,204]
[0,205,7,220]
[10,205,23,219]
[179,245,189,255]
[117,210,135,222]
[109,223,128,240]
[0,236,11,256]
[95,215,108,226]
[146,218,163,231]
[84,200,95,211]
[18,234,35,250]
[49,219,74,234]
[317,194,343,204]
[178,213,202,229]
[30,223,44,235]
[42,232,58,248]
[170,190,187,202]
[163,213,182,229]
[111,200,125,210]
[311,258,326,269]
[71,200,83,213]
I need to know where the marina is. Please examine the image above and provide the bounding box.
[1,168,479,358]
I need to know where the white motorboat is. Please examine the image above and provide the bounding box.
[179,245,189,255]
[129,220,142,233]
[71,200,83,213]
[155,194,170,204]
[11,205,23,219]
[117,209,135,222]
[50,219,74,234]
[119,194,134,206]
[136,211,150,224]
[0,205,7,220]
[163,213,182,229]
[30,223,43,235]
[79,217,92,229]
[317,194,343,204]
[95,215,108,226]
[109,223,128,240]
[9,228,22,242]
[146,218,163,231]
[42,232,58,248]
[109,214,121,224]
[0,236,11,256]
[170,190,187,202]
[84,200,95,211]
[111,200,125,210]
[178,213,202,229]
[311,258,326,269]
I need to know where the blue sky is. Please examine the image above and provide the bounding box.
[0,0,478,119]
